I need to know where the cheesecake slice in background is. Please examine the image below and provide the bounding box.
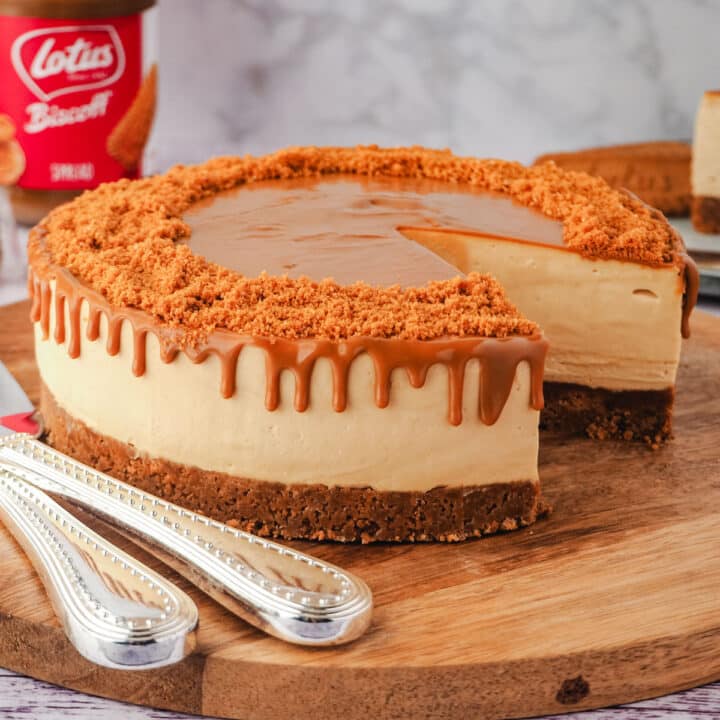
[692,91,720,233]
[534,141,691,216]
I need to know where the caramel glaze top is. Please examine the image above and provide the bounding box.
[182,174,564,287]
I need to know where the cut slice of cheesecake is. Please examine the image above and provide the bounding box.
[28,146,697,542]
[692,91,720,234]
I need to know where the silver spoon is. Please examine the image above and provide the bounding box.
[0,433,373,647]
[0,463,198,669]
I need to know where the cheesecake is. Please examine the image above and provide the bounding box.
[534,141,691,216]
[28,146,698,542]
[692,91,720,233]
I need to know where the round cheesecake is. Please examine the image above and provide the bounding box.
[28,146,698,542]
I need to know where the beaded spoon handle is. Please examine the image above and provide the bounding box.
[0,463,197,669]
[0,434,373,646]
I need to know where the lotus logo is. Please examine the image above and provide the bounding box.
[10,25,126,102]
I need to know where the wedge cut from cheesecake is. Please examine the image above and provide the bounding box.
[28,146,697,542]
[692,90,720,234]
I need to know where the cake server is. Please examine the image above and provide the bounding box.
[0,365,198,669]
[0,367,372,647]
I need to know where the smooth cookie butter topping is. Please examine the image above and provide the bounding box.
[183,174,563,287]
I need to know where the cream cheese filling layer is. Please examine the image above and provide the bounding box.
[692,92,720,198]
[403,229,683,391]
[35,287,540,491]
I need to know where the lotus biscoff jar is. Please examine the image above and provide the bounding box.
[0,0,157,224]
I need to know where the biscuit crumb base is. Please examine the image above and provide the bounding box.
[541,382,674,447]
[691,196,720,234]
[42,384,548,543]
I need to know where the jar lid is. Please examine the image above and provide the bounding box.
[0,0,155,18]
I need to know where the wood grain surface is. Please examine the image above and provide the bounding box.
[0,668,718,720]
[0,299,719,720]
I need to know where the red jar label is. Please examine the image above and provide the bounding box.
[0,14,151,190]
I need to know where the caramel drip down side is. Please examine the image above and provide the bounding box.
[29,272,52,340]
[680,252,699,340]
[29,266,548,426]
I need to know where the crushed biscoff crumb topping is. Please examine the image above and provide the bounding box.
[32,145,683,342]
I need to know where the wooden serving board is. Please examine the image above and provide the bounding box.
[0,299,719,720]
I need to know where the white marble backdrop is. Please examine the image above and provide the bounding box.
[151,0,720,172]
